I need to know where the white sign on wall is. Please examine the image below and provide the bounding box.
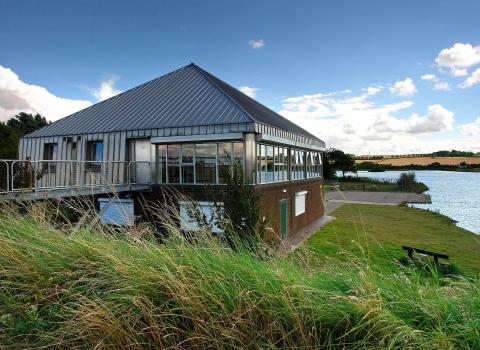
[295,191,307,216]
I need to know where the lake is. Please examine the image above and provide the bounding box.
[353,170,480,234]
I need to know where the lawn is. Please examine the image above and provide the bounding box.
[308,204,480,276]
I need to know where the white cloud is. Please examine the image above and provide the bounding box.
[373,104,454,134]
[461,117,480,136]
[239,86,259,99]
[277,87,468,154]
[91,76,122,101]
[248,39,265,49]
[434,82,450,91]
[436,43,480,69]
[452,68,468,77]
[0,65,92,122]
[459,68,480,89]
[421,74,437,81]
[390,78,417,96]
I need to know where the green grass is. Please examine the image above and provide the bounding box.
[308,204,480,276]
[0,203,480,349]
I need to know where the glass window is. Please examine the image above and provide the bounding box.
[196,143,217,184]
[256,144,261,184]
[86,141,103,162]
[86,141,103,171]
[260,144,267,183]
[218,142,231,184]
[298,150,305,179]
[291,149,297,180]
[42,143,57,172]
[266,146,274,182]
[156,145,167,183]
[273,147,280,182]
[284,148,289,180]
[232,142,244,164]
[181,144,194,184]
[167,144,180,183]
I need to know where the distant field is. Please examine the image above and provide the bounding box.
[356,156,480,166]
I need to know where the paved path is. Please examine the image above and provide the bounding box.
[325,191,431,213]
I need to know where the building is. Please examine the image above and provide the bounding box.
[17,63,326,240]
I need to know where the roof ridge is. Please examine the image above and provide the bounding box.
[191,64,256,123]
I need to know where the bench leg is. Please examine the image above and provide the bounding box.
[408,249,413,259]
[434,256,439,265]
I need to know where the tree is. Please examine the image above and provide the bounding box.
[324,148,357,178]
[206,159,264,251]
[0,113,48,159]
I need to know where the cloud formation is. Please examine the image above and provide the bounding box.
[390,78,417,96]
[434,82,450,91]
[91,76,122,101]
[278,86,463,154]
[239,86,259,98]
[436,43,480,72]
[459,68,480,89]
[421,74,437,81]
[0,65,92,122]
[461,117,480,136]
[248,39,265,49]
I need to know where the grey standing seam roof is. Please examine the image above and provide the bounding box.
[26,63,322,143]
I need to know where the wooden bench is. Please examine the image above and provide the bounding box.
[402,245,449,265]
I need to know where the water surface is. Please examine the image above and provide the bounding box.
[354,170,480,234]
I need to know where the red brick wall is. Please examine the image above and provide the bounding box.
[256,178,324,241]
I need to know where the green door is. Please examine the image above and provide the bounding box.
[280,199,287,240]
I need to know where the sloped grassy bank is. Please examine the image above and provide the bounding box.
[0,204,479,349]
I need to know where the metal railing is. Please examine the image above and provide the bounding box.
[0,160,152,195]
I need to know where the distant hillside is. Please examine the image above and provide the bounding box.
[356,156,480,167]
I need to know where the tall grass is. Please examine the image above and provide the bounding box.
[0,201,479,349]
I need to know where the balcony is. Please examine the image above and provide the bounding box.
[0,160,152,201]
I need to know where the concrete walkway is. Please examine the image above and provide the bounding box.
[325,191,431,213]
[280,214,335,254]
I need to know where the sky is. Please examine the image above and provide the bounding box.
[1,0,479,155]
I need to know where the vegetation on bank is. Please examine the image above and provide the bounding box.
[327,172,429,193]
[0,202,480,349]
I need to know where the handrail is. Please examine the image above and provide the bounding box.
[1,160,152,195]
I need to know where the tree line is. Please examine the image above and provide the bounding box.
[0,113,48,159]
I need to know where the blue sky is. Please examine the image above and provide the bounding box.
[1,0,479,154]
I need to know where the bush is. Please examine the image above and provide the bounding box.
[397,172,429,193]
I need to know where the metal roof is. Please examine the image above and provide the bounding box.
[26,64,323,143]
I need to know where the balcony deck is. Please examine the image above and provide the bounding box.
[0,160,152,201]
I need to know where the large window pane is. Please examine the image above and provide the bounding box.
[298,150,305,179]
[291,149,297,180]
[156,145,167,183]
[233,142,244,164]
[266,146,274,182]
[273,147,279,182]
[167,144,180,183]
[181,144,194,164]
[256,144,261,184]
[182,165,194,183]
[261,144,267,183]
[218,142,231,184]
[284,148,289,180]
[181,144,194,184]
[196,143,217,184]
